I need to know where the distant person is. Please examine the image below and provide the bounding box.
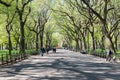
[106,48,112,61]
[41,47,45,56]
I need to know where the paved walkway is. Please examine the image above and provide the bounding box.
[0,49,120,80]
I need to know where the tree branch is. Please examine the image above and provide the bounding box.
[109,18,120,35]
[0,0,10,7]
[23,7,31,25]
[81,0,104,22]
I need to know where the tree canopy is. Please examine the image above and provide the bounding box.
[0,0,120,54]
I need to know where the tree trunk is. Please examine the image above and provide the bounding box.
[103,21,116,53]
[75,38,79,51]
[91,32,95,50]
[15,37,19,50]
[48,39,51,48]
[79,39,82,50]
[15,42,18,50]
[83,37,87,50]
[2,43,3,50]
[0,44,1,50]
[25,43,27,49]
[45,33,48,48]
[8,31,12,55]
[101,35,105,49]
[40,34,43,48]
[16,0,31,54]
[115,37,118,50]
[20,21,25,54]
[87,32,90,51]
[114,33,119,50]
[36,33,39,52]
[107,35,116,53]
[40,26,45,48]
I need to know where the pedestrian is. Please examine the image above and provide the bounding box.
[106,48,112,61]
[41,47,45,56]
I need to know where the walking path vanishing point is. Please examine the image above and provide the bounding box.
[0,49,120,80]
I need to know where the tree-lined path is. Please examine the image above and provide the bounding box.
[0,49,120,80]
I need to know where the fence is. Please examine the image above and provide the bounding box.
[0,52,29,65]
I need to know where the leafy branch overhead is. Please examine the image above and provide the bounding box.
[0,0,120,54]
[0,0,11,7]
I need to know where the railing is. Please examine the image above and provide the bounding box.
[0,50,38,66]
[0,53,29,65]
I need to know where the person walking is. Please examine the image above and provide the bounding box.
[40,47,45,56]
[106,48,112,61]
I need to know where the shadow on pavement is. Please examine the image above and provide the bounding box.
[0,56,120,80]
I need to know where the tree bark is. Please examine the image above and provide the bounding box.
[101,35,105,49]
[16,0,31,54]
[8,31,12,55]
[91,32,95,50]
[19,21,25,53]
[106,35,116,53]
[75,38,79,51]
[0,0,11,7]
[40,34,43,48]
[36,33,39,52]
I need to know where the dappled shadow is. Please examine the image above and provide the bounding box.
[0,50,120,80]
[40,58,120,80]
